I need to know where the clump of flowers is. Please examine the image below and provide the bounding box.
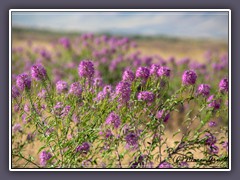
[158,66,171,77]
[16,73,31,91]
[31,64,47,81]
[69,82,82,97]
[182,70,197,85]
[105,112,121,129]
[39,151,52,167]
[78,60,95,79]
[137,91,155,103]
[56,80,68,93]
[219,78,228,93]
[197,84,210,97]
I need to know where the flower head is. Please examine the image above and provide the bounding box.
[205,133,217,146]
[56,80,68,93]
[59,37,71,49]
[69,82,82,97]
[219,78,228,93]
[197,84,210,97]
[136,67,150,79]
[125,132,138,150]
[39,151,52,166]
[158,66,171,77]
[105,112,121,128]
[76,142,90,154]
[182,70,197,85]
[31,64,47,81]
[137,91,155,103]
[208,121,217,127]
[122,69,135,82]
[115,81,131,104]
[158,162,173,168]
[156,110,170,123]
[16,73,31,91]
[78,60,95,78]
[149,64,160,76]
[12,123,22,133]
[12,86,20,99]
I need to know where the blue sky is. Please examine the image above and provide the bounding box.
[12,11,229,40]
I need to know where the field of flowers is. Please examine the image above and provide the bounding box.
[11,30,229,169]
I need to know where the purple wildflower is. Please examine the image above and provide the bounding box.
[208,121,217,127]
[208,144,219,155]
[12,123,22,133]
[158,66,171,77]
[59,37,71,49]
[125,132,138,150]
[207,95,221,110]
[53,102,64,116]
[12,86,20,99]
[219,78,228,93]
[76,142,90,154]
[182,70,197,85]
[39,151,52,166]
[137,91,155,103]
[56,80,68,93]
[61,105,71,117]
[31,64,47,81]
[197,84,210,97]
[149,64,160,76]
[156,110,170,123]
[222,141,228,151]
[115,81,131,104]
[158,162,173,168]
[93,77,104,87]
[78,60,95,79]
[72,114,80,124]
[105,112,121,129]
[205,133,217,146]
[69,82,82,97]
[122,69,135,82]
[16,73,31,91]
[135,67,150,80]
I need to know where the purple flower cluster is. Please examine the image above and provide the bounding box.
[156,110,170,123]
[78,60,95,79]
[158,161,173,168]
[31,64,47,81]
[197,84,210,97]
[16,73,31,91]
[12,123,22,133]
[219,78,228,93]
[149,64,160,76]
[136,67,150,80]
[59,37,71,49]
[137,91,155,103]
[158,66,171,77]
[122,69,135,82]
[182,70,197,85]
[207,95,221,110]
[105,112,121,128]
[76,142,90,154]
[69,82,82,97]
[56,80,68,93]
[12,86,20,99]
[125,132,138,150]
[115,81,131,104]
[208,121,217,127]
[39,151,52,166]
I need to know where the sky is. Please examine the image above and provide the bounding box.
[12,11,229,40]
